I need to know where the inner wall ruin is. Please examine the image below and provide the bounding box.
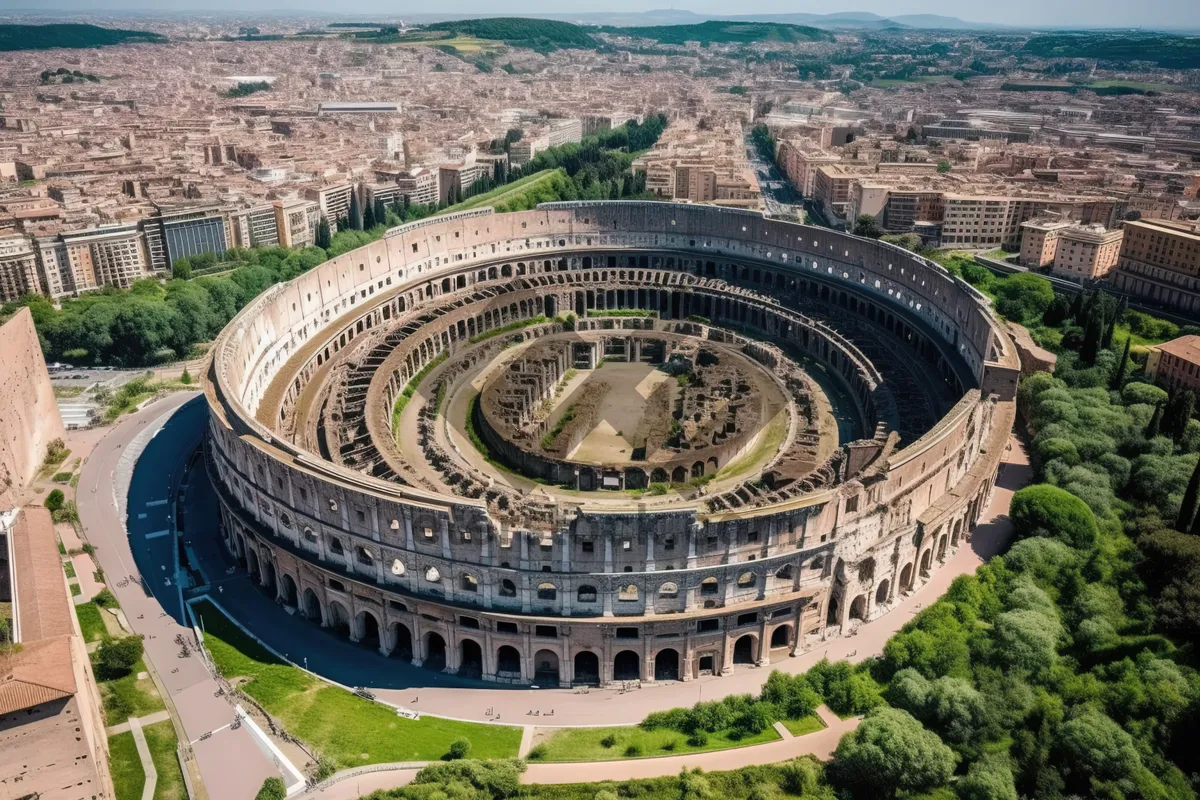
[0,307,65,509]
[205,202,1018,685]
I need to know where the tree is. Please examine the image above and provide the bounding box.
[1139,528,1200,639]
[992,609,1061,675]
[94,635,144,679]
[852,214,883,239]
[1079,308,1104,365]
[937,159,952,173]
[1176,457,1200,531]
[1009,484,1099,550]
[1054,709,1145,796]
[172,258,193,280]
[1110,337,1131,390]
[44,489,65,512]
[1145,402,1164,439]
[828,707,957,799]
[316,216,332,250]
[1163,390,1195,442]
[994,273,1054,325]
[447,737,472,759]
[348,190,363,231]
[373,198,387,227]
[180,367,192,385]
[956,755,1019,800]
[255,777,287,800]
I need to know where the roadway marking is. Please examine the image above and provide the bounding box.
[137,513,148,520]
[145,530,171,540]
[146,499,168,507]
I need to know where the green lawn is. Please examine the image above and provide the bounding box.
[71,583,82,597]
[778,714,826,736]
[447,169,557,212]
[143,720,187,800]
[64,561,77,579]
[100,658,166,726]
[75,601,107,643]
[193,601,521,765]
[531,723,781,762]
[109,731,145,800]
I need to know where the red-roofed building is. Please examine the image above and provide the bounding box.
[1146,335,1200,394]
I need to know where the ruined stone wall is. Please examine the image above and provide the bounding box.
[0,309,64,508]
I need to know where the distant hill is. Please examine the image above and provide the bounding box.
[602,20,835,45]
[420,17,596,49]
[403,10,1003,32]
[1022,33,1200,69]
[0,23,165,52]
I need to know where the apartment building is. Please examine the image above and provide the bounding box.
[813,165,855,221]
[307,183,354,231]
[33,236,76,298]
[230,204,282,249]
[1050,224,1124,282]
[509,136,549,167]
[548,118,583,147]
[439,160,484,205]
[396,168,439,207]
[776,140,840,197]
[60,224,150,289]
[160,207,230,269]
[274,199,320,248]
[0,235,42,301]
[1020,218,1074,268]
[1110,218,1200,314]
[1146,335,1200,394]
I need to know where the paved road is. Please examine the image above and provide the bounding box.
[77,393,280,800]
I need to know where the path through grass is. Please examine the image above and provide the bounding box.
[109,731,145,800]
[531,723,780,762]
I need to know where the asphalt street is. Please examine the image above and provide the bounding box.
[77,393,280,799]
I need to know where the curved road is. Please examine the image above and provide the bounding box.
[83,394,1029,798]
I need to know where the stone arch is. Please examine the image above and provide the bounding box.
[849,594,867,621]
[613,650,641,681]
[732,634,758,665]
[496,645,521,678]
[390,622,413,660]
[671,466,687,483]
[737,571,757,588]
[900,562,914,591]
[618,584,639,602]
[461,573,479,593]
[937,534,948,561]
[328,599,350,634]
[577,585,597,603]
[650,468,669,484]
[770,625,791,649]
[261,558,277,594]
[706,457,719,474]
[246,547,261,581]
[875,578,890,605]
[691,461,704,479]
[658,581,679,598]
[655,648,680,681]
[423,632,447,671]
[301,587,323,623]
[533,649,560,685]
[355,608,381,650]
[919,548,933,576]
[774,564,794,581]
[500,579,517,597]
[700,577,720,596]
[574,651,600,685]
[280,573,298,607]
[460,638,483,679]
[951,519,963,547]
[537,582,557,601]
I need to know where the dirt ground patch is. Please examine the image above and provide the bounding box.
[568,364,678,464]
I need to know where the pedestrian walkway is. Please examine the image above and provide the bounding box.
[107,710,170,736]
[128,716,158,800]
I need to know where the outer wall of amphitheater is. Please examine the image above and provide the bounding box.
[205,202,1019,687]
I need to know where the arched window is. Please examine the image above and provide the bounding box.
[658,582,679,598]
[279,513,293,529]
[425,566,441,583]
[329,538,345,555]
[577,585,597,602]
[701,577,719,596]
[500,579,517,597]
[737,572,757,587]
[810,557,825,571]
[390,559,405,576]
[461,574,479,592]
[302,527,317,542]
[356,546,373,566]
[618,584,639,601]
[537,583,557,601]
[774,564,793,580]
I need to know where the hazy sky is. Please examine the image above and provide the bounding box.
[3,0,1199,30]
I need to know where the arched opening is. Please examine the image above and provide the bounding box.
[919,548,933,577]
[650,468,669,484]
[937,534,948,561]
[900,562,914,591]
[496,645,521,678]
[574,651,600,685]
[654,648,680,681]
[737,571,757,588]
[423,632,446,671]
[460,639,483,679]
[671,466,687,484]
[826,594,840,625]
[774,564,793,581]
[849,594,867,621]
[536,583,557,601]
[577,585,597,603]
[875,579,890,605]
[770,625,791,649]
[700,577,719,596]
[280,573,298,607]
[301,588,322,623]
[500,579,517,597]
[732,634,757,665]
[613,650,641,681]
[261,559,277,594]
[246,548,261,581]
[533,649,560,686]
[328,600,350,635]
[390,622,413,660]
[356,610,380,650]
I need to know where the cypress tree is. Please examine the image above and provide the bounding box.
[1080,309,1103,366]
[362,198,376,230]
[1164,390,1196,442]
[1146,403,1164,439]
[316,216,331,250]
[1110,337,1131,389]
[374,198,387,226]
[1068,291,1085,324]
[1101,316,1115,351]
[348,190,363,230]
[1178,457,1200,531]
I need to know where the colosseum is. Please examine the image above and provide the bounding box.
[205,201,1018,687]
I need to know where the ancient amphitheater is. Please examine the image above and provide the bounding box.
[205,201,1018,688]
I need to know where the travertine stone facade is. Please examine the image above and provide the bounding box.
[0,308,65,508]
[206,202,1018,685]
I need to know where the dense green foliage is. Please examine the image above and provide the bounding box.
[421,18,596,50]
[224,81,271,98]
[604,20,833,46]
[254,777,287,800]
[0,23,165,51]
[1023,33,1200,70]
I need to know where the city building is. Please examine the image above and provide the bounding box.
[548,118,583,147]
[274,199,320,249]
[230,204,283,249]
[0,234,41,301]
[61,223,150,289]
[1020,218,1073,268]
[509,136,549,167]
[308,183,354,232]
[1049,224,1124,282]
[396,169,440,208]
[1146,335,1200,394]
[1110,218,1200,314]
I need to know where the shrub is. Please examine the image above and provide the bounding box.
[779,756,822,794]
[314,753,338,781]
[624,743,642,757]
[44,489,65,512]
[600,733,618,748]
[661,739,677,751]
[255,777,287,800]
[447,738,472,760]
[411,760,526,798]
[94,635,143,679]
[526,744,548,760]
[104,691,133,720]
[687,730,709,747]
[1009,484,1099,549]
[93,588,118,608]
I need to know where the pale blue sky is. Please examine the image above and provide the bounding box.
[2,0,1199,30]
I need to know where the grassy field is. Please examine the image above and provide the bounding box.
[143,720,187,800]
[109,731,145,800]
[380,35,495,52]
[446,169,557,212]
[100,657,166,726]
[1087,79,1183,92]
[778,714,826,736]
[531,723,781,762]
[872,75,953,87]
[193,601,521,765]
[75,601,107,643]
